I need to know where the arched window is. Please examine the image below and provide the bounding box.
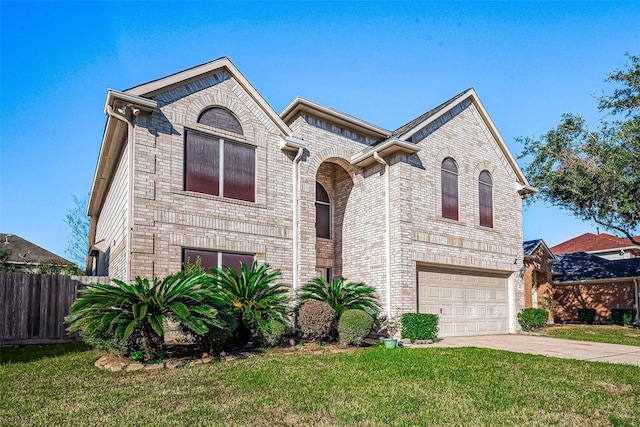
[198,107,244,135]
[441,158,459,220]
[479,170,493,228]
[316,182,331,239]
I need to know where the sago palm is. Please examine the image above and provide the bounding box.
[211,261,290,342]
[299,277,380,319]
[66,272,226,359]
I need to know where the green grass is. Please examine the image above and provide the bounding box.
[0,342,91,364]
[1,344,639,426]
[542,325,640,347]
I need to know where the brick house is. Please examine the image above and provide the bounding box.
[87,57,535,336]
[551,232,640,260]
[552,252,640,324]
[522,239,556,323]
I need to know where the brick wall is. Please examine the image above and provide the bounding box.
[554,281,636,323]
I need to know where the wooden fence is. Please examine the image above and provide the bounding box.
[0,274,110,346]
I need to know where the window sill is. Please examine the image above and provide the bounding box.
[435,216,466,227]
[172,189,266,209]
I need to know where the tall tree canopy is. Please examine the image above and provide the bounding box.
[65,193,90,267]
[518,54,640,245]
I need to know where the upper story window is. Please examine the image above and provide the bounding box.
[198,107,244,135]
[441,158,459,220]
[479,170,493,228]
[184,130,255,202]
[316,182,331,239]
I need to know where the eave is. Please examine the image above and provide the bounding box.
[88,91,157,216]
[350,139,421,168]
[280,96,390,142]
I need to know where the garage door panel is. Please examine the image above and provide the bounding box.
[418,268,509,337]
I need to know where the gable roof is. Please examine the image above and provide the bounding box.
[551,233,640,254]
[125,57,292,138]
[553,252,640,283]
[0,233,73,265]
[389,88,533,193]
[523,239,555,259]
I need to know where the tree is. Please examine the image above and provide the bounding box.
[518,54,640,245]
[64,193,90,267]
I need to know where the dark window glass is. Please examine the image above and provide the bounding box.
[221,252,255,274]
[223,140,255,202]
[185,131,219,196]
[479,170,493,228]
[183,248,218,273]
[183,249,254,275]
[441,158,459,220]
[184,131,255,202]
[316,182,331,239]
[198,107,244,135]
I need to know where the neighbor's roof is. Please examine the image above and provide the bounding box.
[551,233,640,254]
[523,239,555,259]
[0,233,72,265]
[553,252,640,283]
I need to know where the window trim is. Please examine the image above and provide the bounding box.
[315,182,331,239]
[441,157,459,221]
[182,248,255,273]
[479,170,494,228]
[184,128,256,202]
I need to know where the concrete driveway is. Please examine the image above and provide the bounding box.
[404,334,640,366]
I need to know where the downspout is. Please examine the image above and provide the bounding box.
[105,105,133,283]
[292,147,304,300]
[634,277,639,323]
[373,152,392,320]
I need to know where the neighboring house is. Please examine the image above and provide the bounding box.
[0,233,74,273]
[552,252,640,324]
[551,232,640,260]
[87,57,535,336]
[522,239,556,322]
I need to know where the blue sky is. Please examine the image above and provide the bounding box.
[1,1,639,263]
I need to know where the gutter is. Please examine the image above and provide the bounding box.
[373,151,392,320]
[105,105,134,283]
[292,146,303,299]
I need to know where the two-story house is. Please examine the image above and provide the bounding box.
[87,57,535,336]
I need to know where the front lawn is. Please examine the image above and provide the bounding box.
[542,325,640,347]
[1,344,639,426]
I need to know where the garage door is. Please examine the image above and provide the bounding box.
[417,268,509,337]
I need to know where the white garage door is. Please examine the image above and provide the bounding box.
[417,268,509,337]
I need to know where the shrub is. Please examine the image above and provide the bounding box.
[183,309,238,352]
[578,308,596,325]
[80,322,143,356]
[338,309,373,345]
[517,308,548,332]
[211,261,290,343]
[298,300,336,341]
[611,308,634,326]
[299,277,380,319]
[66,272,224,360]
[401,313,438,343]
[259,319,287,347]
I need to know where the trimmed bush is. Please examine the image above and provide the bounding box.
[299,277,380,319]
[259,319,287,347]
[401,313,438,343]
[517,308,548,332]
[184,309,238,352]
[338,309,374,345]
[298,300,336,341]
[611,308,634,326]
[578,308,596,325]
